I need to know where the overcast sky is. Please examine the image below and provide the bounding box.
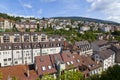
[0,0,120,23]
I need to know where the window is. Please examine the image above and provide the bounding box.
[77,59,80,62]
[4,59,7,61]
[42,66,46,71]
[67,62,70,65]
[8,58,11,61]
[48,65,52,69]
[15,61,18,64]
[71,61,73,64]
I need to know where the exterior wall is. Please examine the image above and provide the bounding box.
[103,54,115,70]
[89,67,103,76]
[22,49,32,64]
[12,50,23,65]
[41,47,61,55]
[80,49,93,55]
[0,50,12,67]
[32,49,41,63]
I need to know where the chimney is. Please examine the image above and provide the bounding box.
[27,70,30,77]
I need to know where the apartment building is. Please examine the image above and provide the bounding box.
[92,49,115,70]
[12,43,23,65]
[0,43,12,67]
[40,41,64,55]
[0,32,48,43]
[0,18,14,30]
[74,41,93,55]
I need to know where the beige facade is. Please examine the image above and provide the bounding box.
[0,18,14,30]
[0,32,48,43]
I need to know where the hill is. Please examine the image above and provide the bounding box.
[52,17,120,25]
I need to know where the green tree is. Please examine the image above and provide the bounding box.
[59,70,84,80]
[41,74,56,80]
[5,29,12,32]
[0,72,3,80]
[12,76,18,80]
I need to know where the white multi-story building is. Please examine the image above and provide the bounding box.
[0,43,12,67]
[12,43,23,65]
[31,43,41,62]
[40,41,64,55]
[74,41,93,55]
[0,18,14,30]
[92,49,115,70]
[22,43,32,64]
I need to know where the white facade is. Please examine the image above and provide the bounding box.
[0,50,12,67]
[32,49,41,62]
[23,49,32,64]
[80,26,90,31]
[12,50,23,65]
[103,54,115,70]
[80,49,93,55]
[41,47,61,55]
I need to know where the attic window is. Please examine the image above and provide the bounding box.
[77,59,80,62]
[42,66,46,71]
[67,62,70,65]
[70,61,73,64]
[48,65,52,69]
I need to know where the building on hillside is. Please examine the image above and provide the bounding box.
[22,43,32,64]
[91,40,110,51]
[0,32,48,43]
[0,18,14,30]
[0,43,12,67]
[35,55,57,78]
[92,49,115,70]
[40,41,64,55]
[73,41,93,55]
[74,54,102,78]
[12,43,23,65]
[110,44,120,65]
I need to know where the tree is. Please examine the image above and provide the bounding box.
[12,76,18,80]
[0,72,3,80]
[41,74,56,80]
[5,29,12,32]
[59,70,84,80]
[89,65,120,80]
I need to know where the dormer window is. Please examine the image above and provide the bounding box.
[77,59,80,62]
[42,66,46,71]
[48,65,52,69]
[9,46,11,49]
[67,62,70,65]
[70,61,73,64]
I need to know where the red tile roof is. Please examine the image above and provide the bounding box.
[35,55,57,76]
[0,65,38,80]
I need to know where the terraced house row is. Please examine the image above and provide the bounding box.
[0,32,66,43]
[0,32,66,67]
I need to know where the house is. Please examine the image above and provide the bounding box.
[92,49,115,70]
[12,43,23,65]
[74,54,102,78]
[31,42,41,63]
[91,40,110,51]
[0,18,14,30]
[0,43,12,67]
[48,35,66,42]
[73,41,93,55]
[79,26,90,32]
[15,22,37,32]
[22,43,32,64]
[40,41,64,55]
[110,44,120,65]
[35,55,57,78]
